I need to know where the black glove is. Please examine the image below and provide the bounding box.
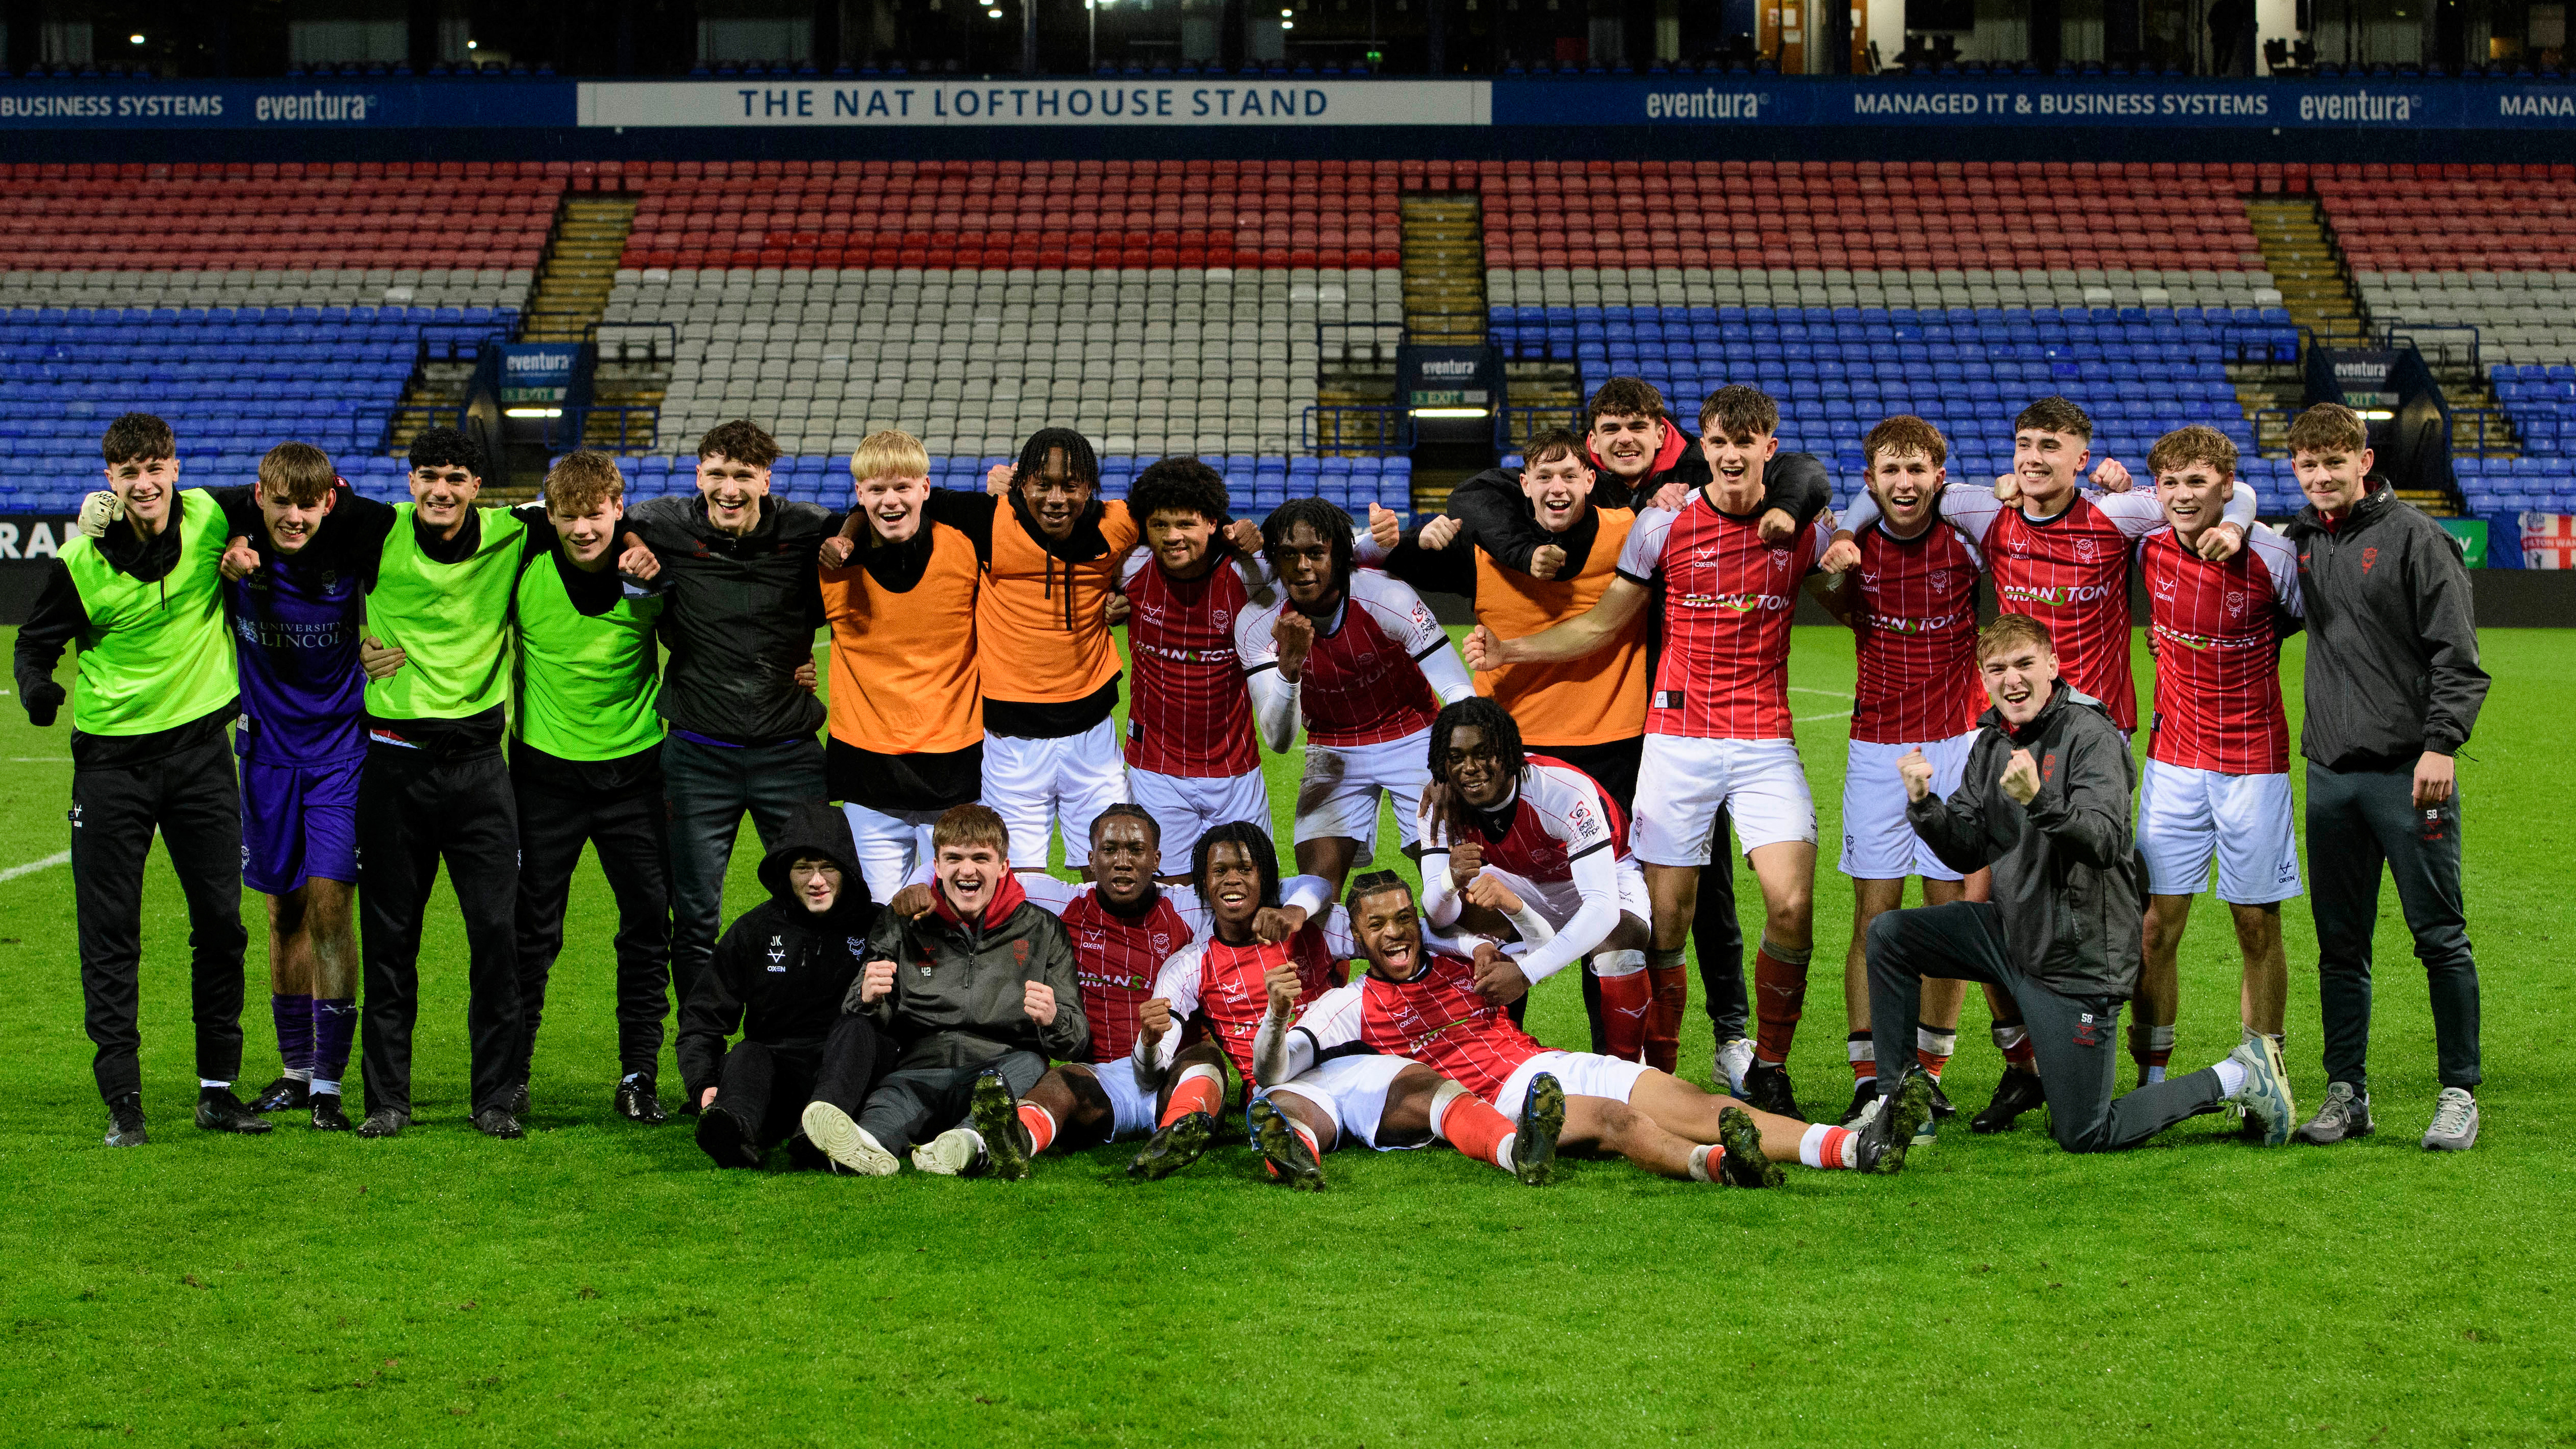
[24,680,66,727]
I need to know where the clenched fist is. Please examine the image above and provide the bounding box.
[1818,536,1862,573]
[1460,623,1507,672]
[1272,608,1316,681]
[1470,941,1528,1006]
[1528,543,1566,581]
[859,959,898,1005]
[1899,747,1935,802]
[1023,979,1059,1026]
[1263,960,1305,1018]
[1136,996,1174,1056]
[1999,747,2042,806]
[1417,515,1462,551]
[1368,501,1405,551]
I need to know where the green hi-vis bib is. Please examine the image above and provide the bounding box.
[513,551,664,762]
[365,504,525,721]
[60,487,236,735]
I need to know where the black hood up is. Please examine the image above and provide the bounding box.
[756,800,873,922]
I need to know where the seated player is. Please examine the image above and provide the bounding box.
[1274,872,1934,1183]
[677,803,888,1170]
[1126,820,1551,1189]
[1865,614,2298,1153]
[1116,457,1277,882]
[1405,699,1654,1056]
[878,804,1211,1178]
[1239,499,1477,901]
[819,805,1087,1175]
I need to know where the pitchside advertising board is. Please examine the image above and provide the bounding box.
[10,76,2576,131]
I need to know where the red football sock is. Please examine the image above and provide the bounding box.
[1847,1029,1876,1082]
[1643,962,1689,1075]
[1160,1067,1223,1126]
[1751,941,1811,1067]
[1915,1020,1957,1079]
[1799,1121,1857,1170]
[1015,1102,1057,1156]
[1598,969,1653,1062]
[1994,1021,2037,1072]
[1432,1088,1514,1171]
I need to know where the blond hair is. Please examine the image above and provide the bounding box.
[852,428,930,481]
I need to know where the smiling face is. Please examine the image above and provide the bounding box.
[259,479,335,555]
[853,471,931,545]
[2293,446,2374,518]
[1980,639,2060,728]
[1868,448,1945,535]
[1088,815,1159,910]
[696,452,771,537]
[1586,412,1665,481]
[1274,520,1339,611]
[1199,841,1265,938]
[1018,447,1095,541]
[1144,505,1217,577]
[105,454,182,534]
[1699,427,1778,513]
[2155,458,2235,545]
[408,461,481,535]
[1440,723,1511,810]
[549,494,624,568]
[788,855,844,915]
[936,838,1009,919]
[1350,884,1425,981]
[2011,428,2090,512]
[1521,453,1594,534]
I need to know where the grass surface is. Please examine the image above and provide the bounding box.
[1,623,2569,1447]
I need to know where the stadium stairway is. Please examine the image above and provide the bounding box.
[2246,197,2367,350]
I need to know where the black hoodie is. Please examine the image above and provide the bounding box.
[1906,685,2148,1002]
[2280,486,2489,771]
[673,800,879,1099]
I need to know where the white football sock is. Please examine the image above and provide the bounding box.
[2212,1058,2249,1098]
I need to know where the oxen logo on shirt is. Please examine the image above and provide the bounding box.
[1211,607,1230,630]
[1012,940,1030,967]
[2075,537,2099,562]
[2224,589,2247,619]
[1768,546,1793,571]
[2362,546,2379,573]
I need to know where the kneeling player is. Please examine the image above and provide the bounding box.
[1408,699,1654,1054]
[1280,872,1931,1182]
[677,803,890,1170]
[1866,615,2297,1153]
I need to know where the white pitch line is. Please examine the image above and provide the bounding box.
[1788,687,1855,698]
[0,850,71,883]
[1795,712,1853,722]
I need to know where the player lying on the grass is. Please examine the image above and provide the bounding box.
[17,412,263,1147]
[873,804,1210,1178]
[1116,457,1279,882]
[1402,698,1654,1055]
[1239,499,1477,902]
[1274,872,1935,1183]
[1124,819,1352,1180]
[2132,426,2302,1094]
[813,804,1086,1176]
[1807,417,1989,1131]
[1465,385,1838,1120]
[678,802,890,1171]
[220,443,367,1133]
[1864,613,2298,1153]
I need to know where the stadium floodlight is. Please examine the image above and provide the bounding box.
[129,33,145,44]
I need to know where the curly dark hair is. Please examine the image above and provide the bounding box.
[1129,455,1230,524]
[408,425,486,477]
[1427,697,1527,788]
[1344,869,1413,910]
[1190,819,1282,911]
[1010,427,1101,491]
[1260,497,1354,596]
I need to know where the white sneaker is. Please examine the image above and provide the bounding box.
[913,1126,990,1177]
[2422,1087,2479,1152]
[1716,1037,1755,1098]
[801,1101,899,1176]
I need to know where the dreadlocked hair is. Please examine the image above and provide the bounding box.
[1427,697,1528,787]
[1261,497,1355,592]
[1345,869,1413,909]
[1191,819,1283,911]
[1010,427,1102,491]
[1129,456,1230,524]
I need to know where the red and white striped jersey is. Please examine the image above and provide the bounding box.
[1420,755,1629,879]
[1236,569,1449,747]
[2137,523,2303,776]
[1843,516,1988,745]
[1981,492,2164,731]
[1293,948,1548,1102]
[1144,916,1354,1079]
[1616,492,1827,740]
[1019,876,1212,1062]
[1118,550,1262,777]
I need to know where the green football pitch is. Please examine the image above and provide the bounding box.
[1,623,2567,1447]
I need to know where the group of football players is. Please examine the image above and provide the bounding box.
[12,373,2489,1184]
